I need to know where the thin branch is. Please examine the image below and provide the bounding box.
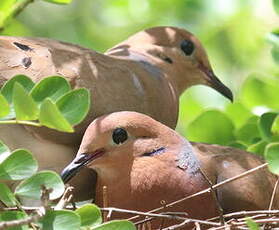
[208,210,279,222]
[0,185,51,230]
[128,163,268,222]
[102,186,109,222]
[0,0,34,30]
[199,168,224,225]
[101,207,188,221]
[268,177,279,210]
[0,120,41,127]
[161,218,221,230]
[55,186,74,210]
[0,211,42,230]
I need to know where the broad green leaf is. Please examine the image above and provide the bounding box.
[39,99,74,132]
[265,142,279,175]
[0,149,37,180]
[0,141,11,163]
[13,83,39,120]
[56,88,90,125]
[1,75,34,103]
[235,116,261,145]
[0,183,18,207]
[75,204,102,227]
[225,102,252,128]
[258,112,278,141]
[43,0,73,4]
[0,211,28,230]
[92,220,136,230]
[245,217,260,230]
[240,75,279,110]
[247,140,268,156]
[15,171,64,200]
[30,76,70,104]
[186,110,235,145]
[273,0,279,15]
[38,210,80,230]
[0,93,10,118]
[272,115,279,136]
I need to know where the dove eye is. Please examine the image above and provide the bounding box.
[180,40,195,56]
[112,128,128,144]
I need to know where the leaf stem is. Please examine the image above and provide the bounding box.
[0,0,34,30]
[0,120,41,127]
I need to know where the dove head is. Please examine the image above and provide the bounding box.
[61,111,181,183]
[107,26,233,101]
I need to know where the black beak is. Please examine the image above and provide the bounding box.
[208,72,233,102]
[199,64,233,102]
[61,149,105,183]
[61,154,88,183]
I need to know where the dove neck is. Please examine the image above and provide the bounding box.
[106,47,183,95]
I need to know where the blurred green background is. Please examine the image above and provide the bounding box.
[1,0,279,150]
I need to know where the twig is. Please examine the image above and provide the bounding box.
[161,218,221,229]
[199,168,224,225]
[128,163,268,222]
[0,120,41,127]
[101,207,188,221]
[268,177,279,210]
[55,186,74,210]
[102,186,109,222]
[0,185,51,230]
[208,210,279,222]
[0,0,34,31]
[40,185,53,211]
[210,218,279,230]
[0,211,43,230]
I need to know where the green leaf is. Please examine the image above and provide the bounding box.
[245,217,260,230]
[225,102,252,128]
[273,0,279,15]
[247,140,268,156]
[235,116,261,145]
[43,0,73,4]
[30,76,71,104]
[0,211,28,230]
[265,142,279,175]
[0,141,11,163]
[0,149,38,180]
[39,98,74,132]
[75,204,102,227]
[15,171,64,200]
[1,75,34,103]
[0,93,10,118]
[240,75,279,110]
[258,112,278,141]
[38,210,80,230]
[92,220,136,230]
[272,115,279,136]
[0,183,18,207]
[186,110,235,145]
[13,83,39,120]
[56,88,90,125]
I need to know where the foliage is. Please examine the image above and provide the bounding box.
[0,75,135,229]
[0,0,72,30]
[0,0,278,229]
[0,75,90,132]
